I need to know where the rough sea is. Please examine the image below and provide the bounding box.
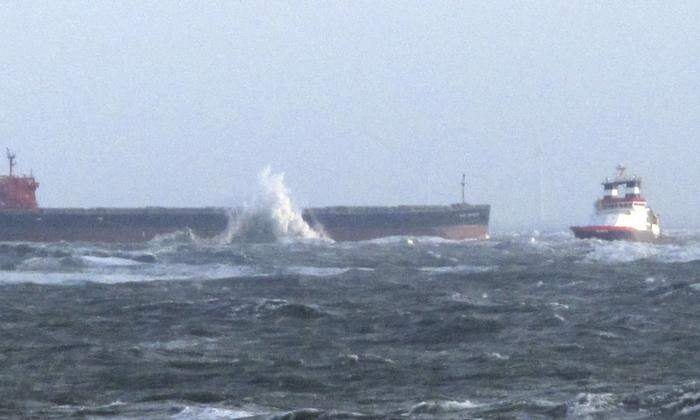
[1,225,700,419]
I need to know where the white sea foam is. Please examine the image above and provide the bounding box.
[17,257,79,272]
[80,255,144,267]
[361,235,482,246]
[585,240,700,264]
[487,352,509,360]
[173,405,265,419]
[570,393,616,417]
[419,265,493,274]
[2,260,366,285]
[284,266,352,277]
[408,399,481,414]
[224,167,324,243]
[663,392,700,416]
[18,255,147,271]
[0,263,267,285]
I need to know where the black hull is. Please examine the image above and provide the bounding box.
[0,204,491,243]
[0,208,230,243]
[302,204,490,241]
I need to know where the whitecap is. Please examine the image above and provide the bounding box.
[487,352,509,360]
[17,256,82,272]
[141,339,199,351]
[1,263,269,285]
[80,255,144,267]
[570,393,616,417]
[550,302,570,310]
[585,240,700,264]
[284,266,351,277]
[222,167,324,243]
[419,265,493,274]
[173,405,265,419]
[359,235,477,246]
[409,399,481,414]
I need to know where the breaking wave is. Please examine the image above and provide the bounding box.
[409,399,482,415]
[223,167,324,243]
[419,264,493,274]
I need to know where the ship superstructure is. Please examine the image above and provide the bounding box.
[571,165,660,242]
[0,149,39,210]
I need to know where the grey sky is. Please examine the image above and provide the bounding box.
[1,1,698,230]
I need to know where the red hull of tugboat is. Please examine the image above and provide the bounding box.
[570,226,657,242]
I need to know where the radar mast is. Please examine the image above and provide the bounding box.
[615,164,627,180]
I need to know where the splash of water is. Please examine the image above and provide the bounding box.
[225,167,323,243]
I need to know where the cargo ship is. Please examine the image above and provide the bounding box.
[302,204,490,241]
[302,175,490,241]
[0,151,490,243]
[0,150,229,242]
[571,165,660,242]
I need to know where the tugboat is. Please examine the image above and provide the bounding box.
[571,165,660,242]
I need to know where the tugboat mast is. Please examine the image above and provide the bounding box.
[616,164,626,179]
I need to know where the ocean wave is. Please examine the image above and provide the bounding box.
[261,302,328,320]
[235,298,329,320]
[658,392,700,417]
[584,241,700,263]
[35,401,269,419]
[16,256,85,272]
[335,353,396,366]
[79,255,146,267]
[173,405,264,419]
[283,266,352,277]
[0,263,268,285]
[569,393,617,417]
[19,253,156,271]
[3,257,366,285]
[408,399,481,415]
[269,408,374,419]
[419,264,493,274]
[407,314,504,344]
[222,168,324,244]
[147,229,200,246]
[357,235,483,246]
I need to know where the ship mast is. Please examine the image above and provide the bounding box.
[461,173,466,204]
[6,149,16,177]
[537,139,544,230]
[616,164,626,179]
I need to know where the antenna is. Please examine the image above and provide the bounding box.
[461,173,466,204]
[6,148,16,177]
[537,139,544,230]
[616,164,626,179]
